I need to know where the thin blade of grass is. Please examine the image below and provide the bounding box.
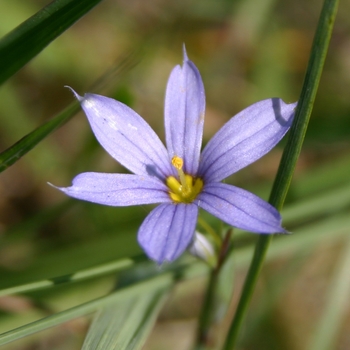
[309,237,350,350]
[0,258,135,298]
[0,260,206,346]
[282,182,350,225]
[0,51,138,173]
[0,274,171,346]
[0,0,104,84]
[82,289,169,350]
[0,102,79,173]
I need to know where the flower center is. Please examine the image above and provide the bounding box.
[166,156,204,204]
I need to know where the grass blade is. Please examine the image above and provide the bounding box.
[0,258,135,297]
[0,274,172,346]
[0,102,79,173]
[0,259,205,346]
[309,237,350,350]
[82,289,169,350]
[0,0,104,84]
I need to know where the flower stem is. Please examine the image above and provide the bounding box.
[194,230,232,349]
[222,0,340,348]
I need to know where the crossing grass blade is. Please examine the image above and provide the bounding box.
[0,201,348,346]
[0,258,135,298]
[0,102,79,173]
[0,259,206,347]
[0,0,105,84]
[82,289,169,350]
[309,237,350,350]
[0,274,172,346]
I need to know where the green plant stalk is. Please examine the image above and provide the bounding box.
[195,230,232,349]
[222,0,339,348]
[195,269,219,350]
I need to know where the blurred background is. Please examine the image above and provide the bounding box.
[0,0,350,349]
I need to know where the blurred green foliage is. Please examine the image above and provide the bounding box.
[0,0,349,349]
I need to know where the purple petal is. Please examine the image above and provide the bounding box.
[164,46,205,175]
[138,203,198,263]
[52,173,171,206]
[71,89,172,179]
[197,182,286,233]
[198,99,297,182]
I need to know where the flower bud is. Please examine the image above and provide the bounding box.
[189,231,216,266]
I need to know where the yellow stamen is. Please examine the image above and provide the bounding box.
[167,155,204,203]
[171,156,183,170]
[166,174,204,204]
[171,156,189,192]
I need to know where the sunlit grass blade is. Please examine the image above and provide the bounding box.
[0,102,79,173]
[0,259,205,346]
[222,0,340,348]
[268,213,350,258]
[0,50,138,173]
[0,274,172,346]
[0,258,135,297]
[0,207,347,346]
[82,289,169,350]
[282,182,350,225]
[0,0,104,84]
[290,154,350,198]
[309,237,350,350]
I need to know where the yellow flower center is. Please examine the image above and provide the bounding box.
[166,156,204,204]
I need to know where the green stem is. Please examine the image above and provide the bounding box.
[222,0,339,348]
[195,230,232,349]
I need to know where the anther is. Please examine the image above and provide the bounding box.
[171,156,188,192]
[171,156,183,170]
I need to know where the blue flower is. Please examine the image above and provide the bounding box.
[55,48,296,263]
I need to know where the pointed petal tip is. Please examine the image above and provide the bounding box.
[260,226,289,234]
[182,43,189,62]
[47,181,66,193]
[64,85,83,102]
[279,228,291,235]
[47,181,58,189]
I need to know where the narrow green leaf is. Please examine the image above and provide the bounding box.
[0,0,104,84]
[0,50,138,173]
[0,260,206,346]
[282,182,350,225]
[0,258,135,297]
[0,274,171,346]
[290,154,350,198]
[82,289,169,350]
[0,102,79,173]
[309,237,350,350]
